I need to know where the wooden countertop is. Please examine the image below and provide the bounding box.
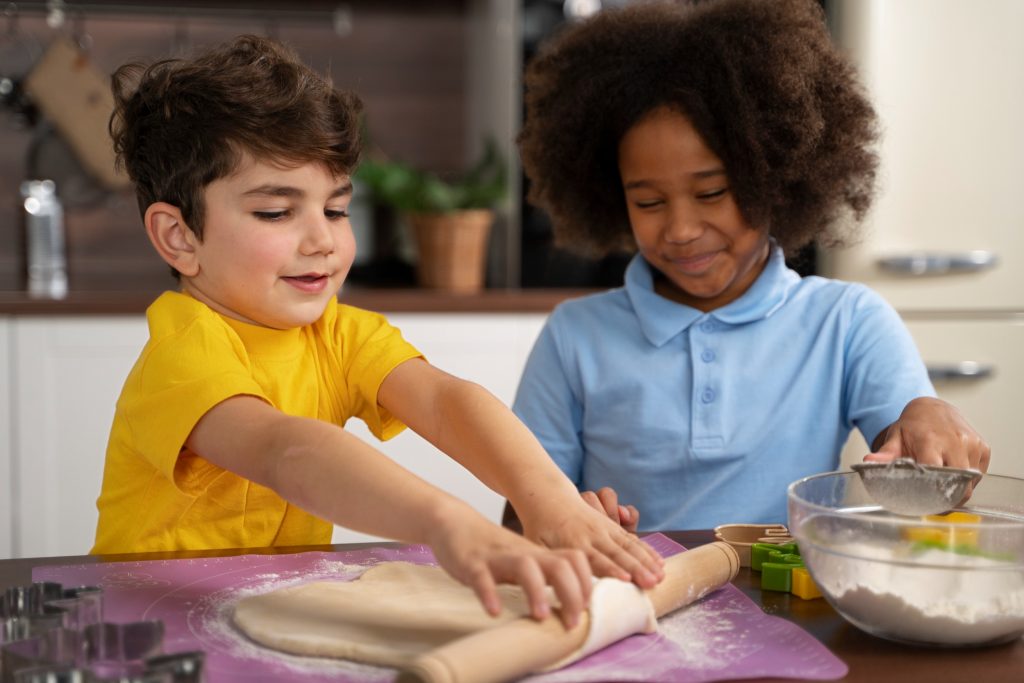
[1,530,1021,682]
[0,287,598,316]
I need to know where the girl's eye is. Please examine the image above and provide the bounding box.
[325,209,350,220]
[254,210,289,221]
[697,188,727,201]
[634,199,663,209]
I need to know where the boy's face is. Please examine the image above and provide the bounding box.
[619,106,770,312]
[182,155,355,329]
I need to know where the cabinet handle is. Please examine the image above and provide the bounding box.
[877,250,997,275]
[926,361,995,382]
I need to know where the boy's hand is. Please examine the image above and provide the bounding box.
[519,498,665,590]
[864,397,990,472]
[581,486,641,533]
[428,515,593,630]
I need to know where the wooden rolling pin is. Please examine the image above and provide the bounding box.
[398,541,740,683]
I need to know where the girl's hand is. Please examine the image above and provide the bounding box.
[864,397,990,472]
[428,515,593,629]
[581,486,641,534]
[518,497,665,590]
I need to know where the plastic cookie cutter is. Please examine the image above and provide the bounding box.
[0,581,204,683]
[713,523,794,567]
[749,542,823,600]
[901,511,982,549]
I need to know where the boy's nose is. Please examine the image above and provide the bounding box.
[300,216,336,254]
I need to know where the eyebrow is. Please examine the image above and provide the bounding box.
[242,181,353,199]
[623,169,726,190]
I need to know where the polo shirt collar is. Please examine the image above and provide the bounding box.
[624,243,799,347]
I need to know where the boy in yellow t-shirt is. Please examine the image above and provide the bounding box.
[92,35,663,626]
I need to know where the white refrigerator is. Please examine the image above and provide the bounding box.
[821,0,1024,478]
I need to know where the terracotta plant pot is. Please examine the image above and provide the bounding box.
[407,209,493,292]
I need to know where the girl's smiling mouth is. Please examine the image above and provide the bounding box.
[664,250,718,275]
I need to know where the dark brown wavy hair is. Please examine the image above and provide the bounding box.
[518,0,879,256]
[110,34,363,243]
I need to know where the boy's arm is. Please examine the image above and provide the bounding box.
[378,358,664,588]
[185,395,592,626]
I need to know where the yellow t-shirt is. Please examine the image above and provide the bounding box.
[92,291,422,554]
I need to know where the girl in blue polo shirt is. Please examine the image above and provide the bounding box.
[510,0,990,531]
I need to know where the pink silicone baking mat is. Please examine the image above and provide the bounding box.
[33,533,847,682]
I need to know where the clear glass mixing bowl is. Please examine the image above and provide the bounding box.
[787,471,1024,647]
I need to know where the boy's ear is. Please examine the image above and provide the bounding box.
[145,202,200,277]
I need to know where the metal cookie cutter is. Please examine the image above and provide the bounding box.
[713,523,794,567]
[2,583,100,646]
[0,581,204,683]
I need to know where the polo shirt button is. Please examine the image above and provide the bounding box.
[702,388,715,403]
[700,321,714,333]
[701,349,715,362]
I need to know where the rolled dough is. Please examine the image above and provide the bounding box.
[233,560,655,669]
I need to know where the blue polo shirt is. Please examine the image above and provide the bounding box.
[513,247,935,530]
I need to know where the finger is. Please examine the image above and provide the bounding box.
[585,550,632,583]
[908,434,945,468]
[864,432,904,463]
[594,487,620,521]
[541,557,585,629]
[467,565,503,617]
[619,504,640,534]
[976,441,991,472]
[580,490,605,516]
[513,558,552,622]
[615,526,664,567]
[627,533,666,574]
[940,444,971,470]
[594,537,662,588]
[562,549,593,604]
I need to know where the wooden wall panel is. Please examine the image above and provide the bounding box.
[0,2,470,291]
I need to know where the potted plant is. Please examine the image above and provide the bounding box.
[355,140,507,292]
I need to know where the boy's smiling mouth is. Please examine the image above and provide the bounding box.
[282,273,331,293]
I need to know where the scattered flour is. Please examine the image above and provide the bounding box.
[810,542,1024,646]
[184,560,395,680]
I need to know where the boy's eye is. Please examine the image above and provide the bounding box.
[325,209,350,220]
[254,210,289,221]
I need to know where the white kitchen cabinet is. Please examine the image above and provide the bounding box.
[1,317,12,558]
[11,317,150,559]
[4,312,546,557]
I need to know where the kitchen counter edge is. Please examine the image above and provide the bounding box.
[0,288,601,316]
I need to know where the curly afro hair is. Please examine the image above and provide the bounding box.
[518,0,879,257]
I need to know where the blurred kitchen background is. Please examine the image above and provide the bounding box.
[1,0,1022,557]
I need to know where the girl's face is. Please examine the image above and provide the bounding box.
[618,106,770,312]
[182,155,356,329]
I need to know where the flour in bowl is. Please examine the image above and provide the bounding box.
[810,542,1024,646]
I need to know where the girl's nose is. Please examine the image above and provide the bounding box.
[664,202,704,244]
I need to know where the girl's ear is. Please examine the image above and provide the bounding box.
[145,202,200,277]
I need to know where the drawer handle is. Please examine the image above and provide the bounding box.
[877,250,997,275]
[926,361,995,382]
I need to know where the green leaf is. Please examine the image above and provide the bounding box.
[355,138,507,212]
